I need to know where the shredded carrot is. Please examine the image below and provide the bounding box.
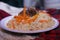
[14,6,39,24]
[11,21,15,29]
[14,16,22,24]
[26,19,33,24]
[31,14,38,21]
[39,20,48,23]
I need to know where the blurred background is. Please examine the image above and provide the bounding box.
[0,0,60,9]
[0,0,60,15]
[0,0,23,7]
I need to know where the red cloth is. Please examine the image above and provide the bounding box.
[0,9,60,40]
[34,30,60,40]
[0,10,11,20]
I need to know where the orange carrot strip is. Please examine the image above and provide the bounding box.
[11,21,15,29]
[39,20,48,23]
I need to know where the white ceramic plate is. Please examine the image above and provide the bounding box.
[0,16,59,33]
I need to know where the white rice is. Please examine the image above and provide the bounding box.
[7,12,55,31]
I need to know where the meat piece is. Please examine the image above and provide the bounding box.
[18,8,37,17]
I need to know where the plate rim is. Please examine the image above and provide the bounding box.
[0,16,59,33]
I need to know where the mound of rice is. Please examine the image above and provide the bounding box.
[7,11,55,31]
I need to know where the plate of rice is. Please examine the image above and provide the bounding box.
[0,9,59,33]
